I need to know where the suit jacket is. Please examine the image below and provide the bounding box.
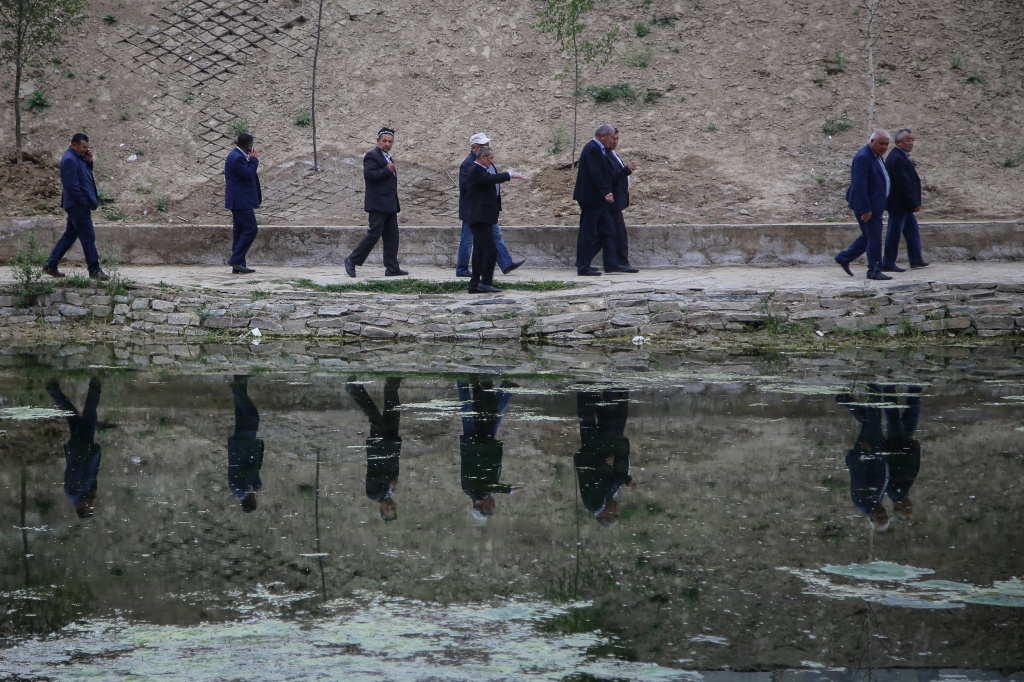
[572,138,614,207]
[224,147,262,210]
[458,150,477,222]
[60,146,99,211]
[607,151,632,211]
[885,146,921,214]
[363,146,400,214]
[845,144,889,219]
[465,161,511,226]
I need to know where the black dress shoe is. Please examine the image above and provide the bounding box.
[344,258,356,277]
[608,265,640,273]
[231,265,255,274]
[42,266,65,278]
[501,260,525,275]
[881,265,906,273]
[577,268,601,276]
[867,271,893,281]
[910,261,930,269]
[456,271,472,278]
[475,284,501,293]
[834,256,853,277]
[385,269,409,277]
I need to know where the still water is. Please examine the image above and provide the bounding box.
[1,343,1023,680]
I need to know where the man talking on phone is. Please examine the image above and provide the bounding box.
[224,132,262,274]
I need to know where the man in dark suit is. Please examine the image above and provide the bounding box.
[43,133,108,281]
[346,376,402,522]
[455,133,525,278]
[606,129,639,273]
[572,123,622,276]
[464,146,526,294]
[227,375,264,512]
[836,129,892,281]
[46,378,103,519]
[224,132,262,274]
[458,376,524,521]
[574,388,634,527]
[881,128,928,272]
[345,127,407,278]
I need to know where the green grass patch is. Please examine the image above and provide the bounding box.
[590,83,636,103]
[293,278,575,294]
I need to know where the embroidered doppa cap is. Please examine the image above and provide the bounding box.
[377,126,396,139]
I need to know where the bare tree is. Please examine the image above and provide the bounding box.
[310,0,324,172]
[535,0,617,166]
[0,0,86,163]
[864,0,882,134]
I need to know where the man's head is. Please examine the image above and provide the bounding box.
[893,497,913,521]
[868,503,890,532]
[75,486,97,519]
[595,498,620,528]
[476,145,494,167]
[473,496,497,517]
[868,129,891,157]
[71,132,90,156]
[377,127,395,153]
[894,128,915,153]
[240,491,258,513]
[594,123,615,147]
[469,132,491,152]
[607,128,620,151]
[379,498,398,522]
[236,132,254,152]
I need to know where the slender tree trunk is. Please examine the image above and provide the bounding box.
[865,0,878,135]
[571,33,579,167]
[14,58,23,163]
[310,0,325,172]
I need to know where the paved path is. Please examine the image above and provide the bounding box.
[5,262,1023,296]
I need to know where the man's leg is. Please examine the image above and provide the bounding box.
[468,221,496,287]
[455,221,473,276]
[229,209,258,267]
[349,212,387,266]
[594,207,620,272]
[904,212,925,266]
[864,213,884,276]
[836,217,868,266]
[575,205,600,272]
[882,212,907,269]
[493,224,514,272]
[610,210,630,266]
[45,212,82,271]
[380,212,402,274]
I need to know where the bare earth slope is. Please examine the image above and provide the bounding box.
[1,0,1022,228]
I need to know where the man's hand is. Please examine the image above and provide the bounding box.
[912,206,920,213]
[626,161,637,171]
[386,161,396,173]
[250,148,260,159]
[604,192,614,203]
[510,172,527,180]
[860,211,873,222]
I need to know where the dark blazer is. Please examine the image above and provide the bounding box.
[60,146,98,211]
[458,150,477,222]
[607,151,632,211]
[465,161,511,226]
[845,144,889,219]
[224,147,262,210]
[363,146,400,214]
[885,146,921,214]
[572,138,614,207]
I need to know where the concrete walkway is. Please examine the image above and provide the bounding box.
[4,261,1022,296]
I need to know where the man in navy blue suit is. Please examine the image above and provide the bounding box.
[345,127,407,278]
[572,123,622,276]
[836,129,892,281]
[881,128,928,272]
[224,132,262,274]
[44,133,108,281]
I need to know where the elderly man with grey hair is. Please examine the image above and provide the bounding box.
[572,123,623,276]
[881,128,928,271]
[836,129,893,280]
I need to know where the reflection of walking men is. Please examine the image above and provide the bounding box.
[458,377,523,521]
[224,132,262,274]
[46,378,102,518]
[345,127,407,278]
[881,129,928,272]
[228,376,264,512]
[836,130,892,281]
[44,133,108,281]
[346,377,402,521]
[574,388,633,527]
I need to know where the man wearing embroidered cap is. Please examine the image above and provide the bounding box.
[344,127,408,278]
[454,133,526,278]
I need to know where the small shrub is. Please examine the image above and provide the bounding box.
[96,187,115,206]
[643,89,663,104]
[155,196,168,212]
[295,109,312,126]
[183,93,195,105]
[816,175,827,186]
[229,118,250,136]
[549,126,568,155]
[102,14,117,26]
[705,122,718,133]
[119,110,129,122]
[825,51,846,74]
[590,83,636,102]
[634,20,650,37]
[965,74,985,85]
[822,116,853,136]
[25,90,51,112]
[874,75,887,85]
[949,54,964,70]
[652,15,675,27]
[1002,150,1024,168]
[625,44,652,68]
[10,234,53,306]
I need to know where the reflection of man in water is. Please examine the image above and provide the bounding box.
[459,377,523,521]
[574,388,634,527]
[346,376,402,521]
[836,384,921,531]
[46,378,102,519]
[227,375,264,513]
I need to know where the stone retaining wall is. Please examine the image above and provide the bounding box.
[3,281,1024,343]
